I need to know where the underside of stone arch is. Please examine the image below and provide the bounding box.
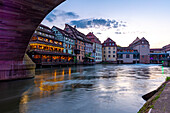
[0,0,65,80]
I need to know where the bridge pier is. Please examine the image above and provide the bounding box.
[0,54,35,81]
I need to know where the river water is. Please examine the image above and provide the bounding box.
[0,64,170,113]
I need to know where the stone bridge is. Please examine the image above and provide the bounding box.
[0,0,65,80]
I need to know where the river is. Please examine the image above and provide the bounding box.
[0,64,170,113]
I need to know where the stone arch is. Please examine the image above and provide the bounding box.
[0,0,65,80]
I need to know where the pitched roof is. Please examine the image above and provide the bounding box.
[102,38,117,47]
[52,26,75,40]
[130,37,140,45]
[86,32,101,44]
[65,24,86,41]
[129,37,149,47]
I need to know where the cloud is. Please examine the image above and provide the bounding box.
[45,10,79,22]
[69,18,126,29]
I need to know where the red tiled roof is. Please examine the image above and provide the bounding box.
[86,32,101,44]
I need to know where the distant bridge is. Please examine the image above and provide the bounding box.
[0,0,65,80]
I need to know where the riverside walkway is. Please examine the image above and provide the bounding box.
[150,80,170,113]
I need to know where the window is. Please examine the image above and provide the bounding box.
[112,43,114,46]
[39,26,43,29]
[113,55,115,57]
[109,47,110,50]
[109,43,111,46]
[109,40,111,42]
[104,47,105,50]
[126,54,130,58]
[142,55,144,58]
[142,45,144,48]
[104,44,106,46]
[104,51,105,53]
[54,41,58,44]
[108,51,111,53]
[108,55,110,57]
[104,55,105,57]
[38,37,43,41]
[113,51,115,53]
[44,38,48,42]
[79,56,80,60]
[49,40,53,43]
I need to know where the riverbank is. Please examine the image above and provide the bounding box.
[138,77,170,113]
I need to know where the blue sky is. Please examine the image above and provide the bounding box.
[42,0,170,48]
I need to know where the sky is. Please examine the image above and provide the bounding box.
[42,0,170,48]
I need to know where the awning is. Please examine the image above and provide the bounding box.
[29,50,76,57]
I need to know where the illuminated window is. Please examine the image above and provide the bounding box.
[30,45,37,49]
[32,36,37,41]
[38,37,43,41]
[49,40,53,43]
[44,38,48,42]
[39,46,43,49]
[34,55,40,59]
[54,41,58,44]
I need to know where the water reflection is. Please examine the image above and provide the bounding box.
[1,64,170,113]
[19,64,170,113]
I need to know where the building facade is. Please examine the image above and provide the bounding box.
[102,38,117,63]
[84,38,93,57]
[64,24,86,63]
[129,37,150,64]
[28,24,75,66]
[52,26,75,55]
[150,48,169,64]
[117,47,139,64]
[86,32,102,63]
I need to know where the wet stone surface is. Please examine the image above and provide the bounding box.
[0,64,170,113]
